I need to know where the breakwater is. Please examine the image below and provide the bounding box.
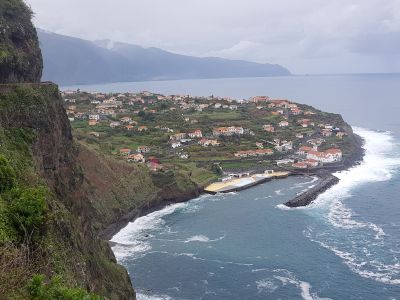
[284,174,340,207]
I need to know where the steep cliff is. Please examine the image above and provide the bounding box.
[0,84,136,299]
[0,0,43,83]
[0,1,203,297]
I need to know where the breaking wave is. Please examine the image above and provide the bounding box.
[111,202,188,260]
[304,127,400,285]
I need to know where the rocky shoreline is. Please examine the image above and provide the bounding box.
[103,134,365,242]
[283,133,365,207]
[284,173,339,207]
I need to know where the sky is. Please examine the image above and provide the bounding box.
[25,0,400,74]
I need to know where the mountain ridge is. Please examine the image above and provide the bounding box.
[38,30,291,85]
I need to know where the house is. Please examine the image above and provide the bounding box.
[127,153,145,163]
[171,141,182,148]
[305,148,342,163]
[250,96,269,103]
[336,132,347,138]
[170,133,187,140]
[292,162,308,169]
[292,159,319,169]
[199,138,220,147]
[305,159,319,167]
[110,121,121,128]
[279,121,289,127]
[291,107,303,115]
[213,126,244,136]
[298,146,313,156]
[276,158,295,166]
[125,125,134,131]
[296,133,304,139]
[256,142,264,149]
[138,126,148,132]
[234,149,273,158]
[88,119,98,126]
[274,140,293,152]
[321,129,333,137]
[188,129,203,139]
[298,118,313,128]
[119,148,132,156]
[137,146,150,153]
[89,114,100,120]
[120,116,132,123]
[180,153,189,159]
[263,124,275,132]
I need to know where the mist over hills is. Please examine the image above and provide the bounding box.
[38,30,291,85]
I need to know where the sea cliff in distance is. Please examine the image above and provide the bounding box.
[38,30,291,86]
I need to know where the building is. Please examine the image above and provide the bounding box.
[127,153,145,163]
[234,149,273,158]
[119,148,132,156]
[110,121,121,128]
[250,96,269,103]
[137,146,150,153]
[188,129,203,139]
[138,126,148,132]
[170,133,187,140]
[171,141,181,148]
[89,114,100,120]
[88,119,98,126]
[199,138,220,147]
[263,124,275,132]
[120,116,132,123]
[279,121,289,127]
[213,126,244,136]
[299,147,342,163]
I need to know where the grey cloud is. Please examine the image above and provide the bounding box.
[25,0,400,73]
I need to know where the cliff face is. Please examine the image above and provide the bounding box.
[0,2,202,298]
[0,0,43,83]
[0,84,136,299]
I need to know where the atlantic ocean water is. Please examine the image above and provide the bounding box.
[65,74,400,299]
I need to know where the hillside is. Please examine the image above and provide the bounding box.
[38,30,291,85]
[0,1,201,299]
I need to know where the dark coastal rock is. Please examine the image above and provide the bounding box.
[285,174,340,207]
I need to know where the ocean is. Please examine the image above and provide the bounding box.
[64,74,400,299]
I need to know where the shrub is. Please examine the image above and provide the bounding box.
[27,275,104,300]
[7,186,48,239]
[0,155,16,193]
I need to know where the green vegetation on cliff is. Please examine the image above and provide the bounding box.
[0,0,43,83]
[0,85,137,299]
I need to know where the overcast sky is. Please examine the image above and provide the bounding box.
[25,0,400,74]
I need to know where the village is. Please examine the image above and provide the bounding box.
[63,90,357,185]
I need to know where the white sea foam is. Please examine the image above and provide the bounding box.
[290,176,319,190]
[256,279,278,293]
[111,202,187,260]
[295,128,400,285]
[136,292,173,300]
[271,269,330,300]
[184,234,226,243]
